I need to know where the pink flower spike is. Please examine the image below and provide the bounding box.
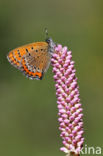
[52,44,84,156]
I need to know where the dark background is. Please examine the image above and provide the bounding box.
[0,0,103,156]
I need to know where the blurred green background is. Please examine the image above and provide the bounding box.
[0,0,103,156]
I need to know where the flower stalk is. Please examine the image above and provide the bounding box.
[51,44,84,156]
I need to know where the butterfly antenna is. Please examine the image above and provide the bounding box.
[44,28,49,40]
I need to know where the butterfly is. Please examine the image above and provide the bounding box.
[7,38,55,80]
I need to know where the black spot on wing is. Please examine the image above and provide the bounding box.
[31,47,34,50]
[17,50,21,57]
[35,49,38,52]
[26,48,28,52]
[25,48,31,56]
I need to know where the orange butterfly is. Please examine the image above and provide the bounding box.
[7,38,55,80]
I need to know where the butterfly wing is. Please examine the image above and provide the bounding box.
[7,42,51,80]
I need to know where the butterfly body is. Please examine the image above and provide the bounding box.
[7,38,55,80]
